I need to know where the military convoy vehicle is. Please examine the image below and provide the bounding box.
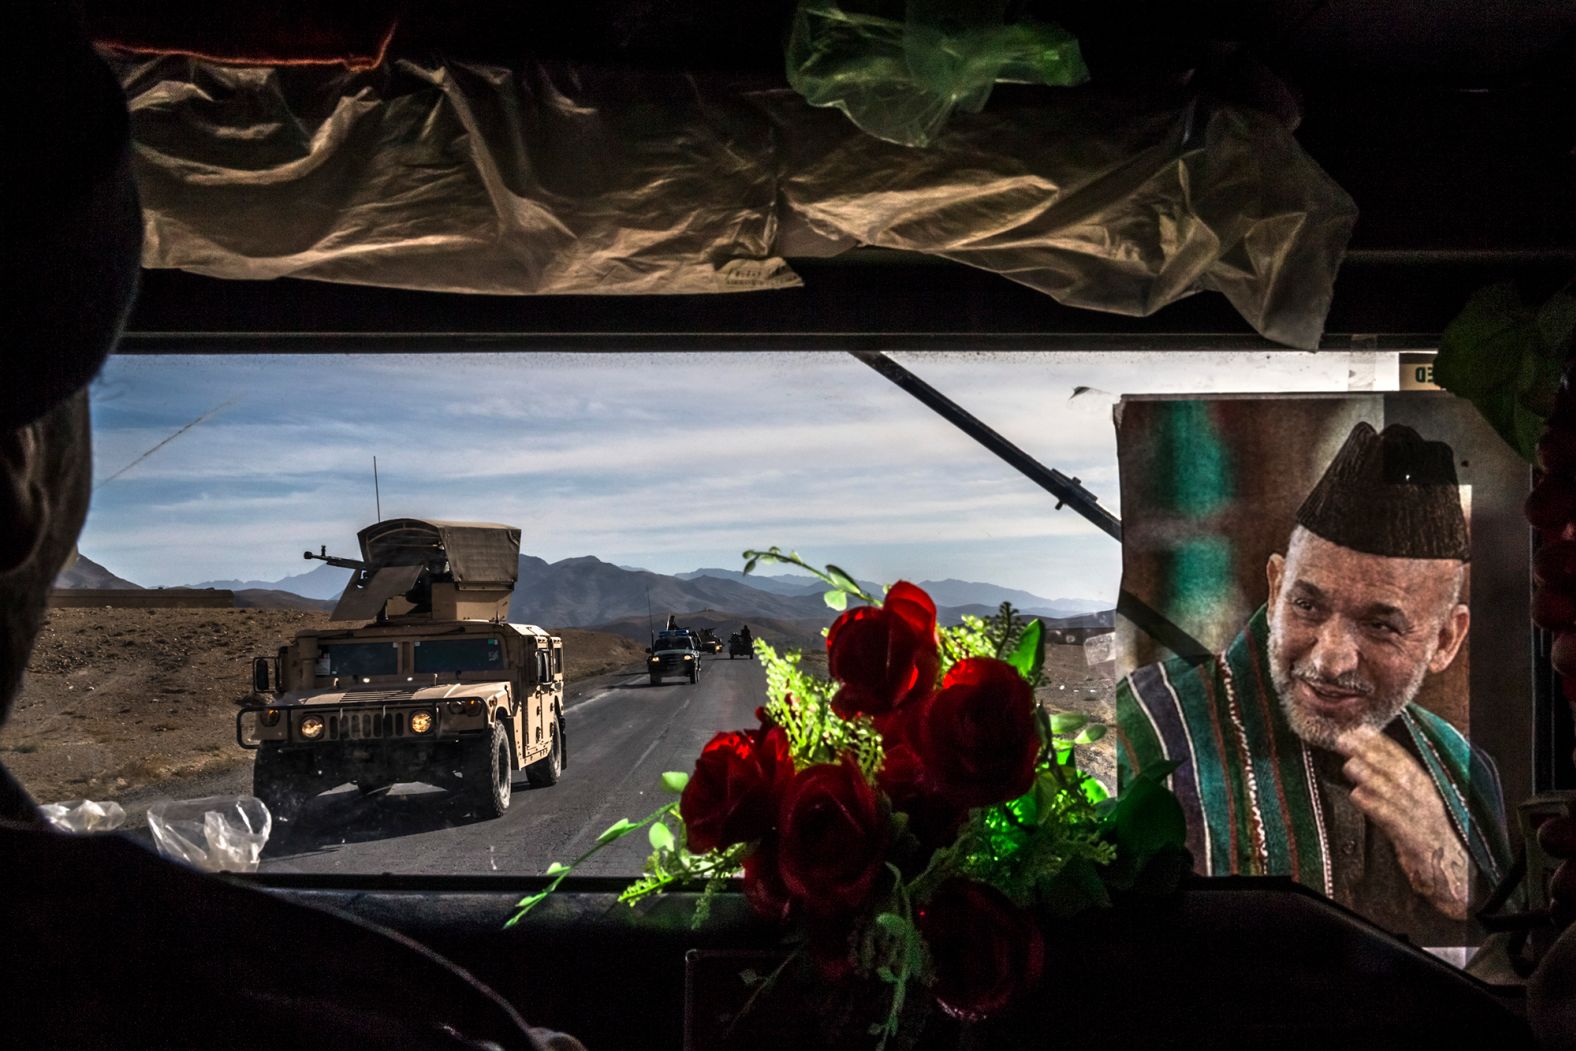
[647,630,702,685]
[237,519,565,822]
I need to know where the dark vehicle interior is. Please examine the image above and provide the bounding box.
[17,1,1576,1048]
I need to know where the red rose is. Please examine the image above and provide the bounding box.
[877,740,966,851]
[681,725,791,854]
[918,878,1044,1022]
[913,657,1040,809]
[742,841,791,924]
[776,758,889,916]
[827,581,939,718]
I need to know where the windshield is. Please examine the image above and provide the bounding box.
[6,347,1529,956]
[413,638,505,674]
[315,642,399,678]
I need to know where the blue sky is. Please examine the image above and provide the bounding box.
[81,351,1381,599]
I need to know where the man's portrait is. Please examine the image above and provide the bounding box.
[1114,393,1532,946]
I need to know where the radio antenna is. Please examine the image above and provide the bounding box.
[646,586,654,647]
[373,456,382,522]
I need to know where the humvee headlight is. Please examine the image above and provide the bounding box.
[261,708,282,727]
[684,654,694,661]
[648,656,660,664]
[300,715,325,739]
[410,710,435,735]
[446,700,464,714]
[464,698,482,715]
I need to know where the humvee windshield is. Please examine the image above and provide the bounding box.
[12,342,1532,951]
[314,641,399,677]
[413,638,506,674]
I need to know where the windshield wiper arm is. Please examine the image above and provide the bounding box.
[850,351,1120,540]
[850,350,1210,661]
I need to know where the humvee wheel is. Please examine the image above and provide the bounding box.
[526,720,562,787]
[688,667,697,684]
[464,721,512,818]
[253,744,313,825]
[650,674,662,686]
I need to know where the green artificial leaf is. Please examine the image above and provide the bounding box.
[874,912,908,937]
[596,818,639,845]
[1006,785,1041,827]
[1103,760,1186,858]
[824,563,861,595]
[1080,774,1110,805]
[1049,711,1088,735]
[544,861,570,876]
[1436,281,1571,462]
[824,588,849,611]
[1537,285,1576,357]
[1006,619,1045,682]
[1074,724,1107,745]
[648,821,675,851]
[660,770,690,794]
[876,966,897,983]
[507,889,550,918]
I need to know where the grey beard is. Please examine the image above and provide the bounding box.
[1267,623,1427,749]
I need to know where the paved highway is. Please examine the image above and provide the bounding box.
[259,653,766,877]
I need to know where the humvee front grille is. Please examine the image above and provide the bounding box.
[329,710,408,741]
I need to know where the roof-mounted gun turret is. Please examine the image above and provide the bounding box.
[320,519,521,623]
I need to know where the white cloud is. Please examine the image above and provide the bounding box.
[81,350,1357,595]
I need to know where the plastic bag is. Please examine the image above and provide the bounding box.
[112,51,1351,348]
[146,796,272,872]
[41,798,127,833]
[787,0,1088,147]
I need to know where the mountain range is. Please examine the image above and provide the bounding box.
[55,554,140,590]
[676,567,1104,618]
[59,552,1111,628]
[190,562,351,601]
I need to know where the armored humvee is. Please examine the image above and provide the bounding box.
[237,519,565,822]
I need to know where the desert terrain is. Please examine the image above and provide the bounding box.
[0,607,648,809]
[0,606,1115,813]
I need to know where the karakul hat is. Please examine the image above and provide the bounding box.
[1296,422,1470,562]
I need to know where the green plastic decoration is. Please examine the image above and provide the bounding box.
[1435,280,1575,463]
[786,0,1088,148]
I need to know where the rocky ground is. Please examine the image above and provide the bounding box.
[0,607,648,808]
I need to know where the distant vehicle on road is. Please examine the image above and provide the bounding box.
[649,630,702,685]
[696,628,725,654]
[727,632,753,659]
[237,519,565,823]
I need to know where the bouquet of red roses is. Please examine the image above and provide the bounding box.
[508,551,1185,1048]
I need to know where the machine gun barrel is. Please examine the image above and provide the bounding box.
[304,545,369,571]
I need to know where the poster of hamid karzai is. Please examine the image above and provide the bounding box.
[1115,393,1531,947]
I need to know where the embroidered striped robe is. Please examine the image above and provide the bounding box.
[1117,605,1510,908]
